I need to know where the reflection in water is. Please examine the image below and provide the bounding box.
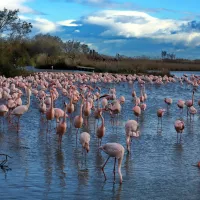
[55,149,66,188]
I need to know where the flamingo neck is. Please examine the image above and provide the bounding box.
[63,104,67,123]
[50,92,54,111]
[100,113,104,127]
[26,89,31,109]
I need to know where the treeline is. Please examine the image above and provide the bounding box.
[1,8,200,77]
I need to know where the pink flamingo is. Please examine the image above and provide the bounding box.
[11,87,31,132]
[185,91,194,116]
[74,97,84,143]
[177,100,185,113]
[189,106,197,120]
[132,105,141,122]
[164,98,172,110]
[96,110,105,146]
[174,120,184,142]
[99,143,125,184]
[0,105,8,127]
[56,102,68,147]
[157,108,165,129]
[46,90,55,132]
[125,120,140,153]
[80,132,90,158]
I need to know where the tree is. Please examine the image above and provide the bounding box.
[161,50,167,59]
[0,8,32,39]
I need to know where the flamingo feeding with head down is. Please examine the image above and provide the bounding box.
[80,132,90,158]
[99,143,125,184]
[125,120,140,153]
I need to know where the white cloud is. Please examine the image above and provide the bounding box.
[84,10,200,46]
[32,17,59,33]
[103,39,126,43]
[75,30,80,32]
[0,0,39,14]
[57,20,82,27]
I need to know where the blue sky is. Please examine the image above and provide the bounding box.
[1,0,200,58]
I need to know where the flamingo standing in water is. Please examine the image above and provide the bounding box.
[46,90,55,132]
[125,120,140,153]
[96,110,105,146]
[185,91,194,117]
[67,93,75,117]
[11,87,31,132]
[189,106,197,120]
[74,97,84,143]
[174,120,185,142]
[177,100,185,114]
[164,98,172,110]
[157,108,165,129]
[56,102,68,147]
[99,143,125,184]
[80,132,90,158]
[0,105,8,127]
[133,105,141,122]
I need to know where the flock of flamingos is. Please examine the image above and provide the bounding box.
[0,71,200,184]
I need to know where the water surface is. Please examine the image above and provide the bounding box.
[1,72,200,200]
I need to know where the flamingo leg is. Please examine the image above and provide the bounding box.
[101,156,110,181]
[76,128,79,145]
[113,157,116,183]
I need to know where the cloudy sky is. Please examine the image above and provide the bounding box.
[2,0,200,58]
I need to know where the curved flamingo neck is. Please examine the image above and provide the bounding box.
[63,104,67,123]
[100,113,104,127]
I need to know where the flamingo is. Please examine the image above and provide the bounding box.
[80,132,90,158]
[174,120,184,142]
[99,143,125,184]
[0,105,8,127]
[157,109,165,129]
[125,120,140,153]
[177,100,185,113]
[67,93,75,116]
[11,87,31,132]
[164,98,172,110]
[189,106,197,120]
[56,102,68,147]
[74,97,84,143]
[132,105,141,122]
[185,91,194,116]
[46,90,55,132]
[96,110,105,146]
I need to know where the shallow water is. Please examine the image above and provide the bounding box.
[1,73,200,200]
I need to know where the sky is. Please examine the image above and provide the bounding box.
[1,0,200,59]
